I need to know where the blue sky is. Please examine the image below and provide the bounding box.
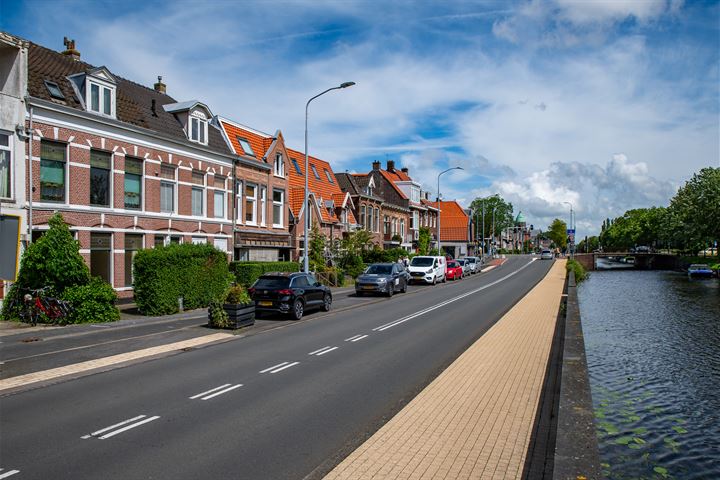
[2,0,718,236]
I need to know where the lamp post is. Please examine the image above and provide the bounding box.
[436,166,463,256]
[303,81,355,273]
[491,206,497,257]
[563,201,574,259]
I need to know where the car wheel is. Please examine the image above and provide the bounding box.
[386,284,394,297]
[442,275,446,283]
[290,299,304,320]
[432,276,437,285]
[321,293,332,311]
[401,281,407,293]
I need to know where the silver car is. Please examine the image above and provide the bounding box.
[456,258,471,277]
[540,249,553,260]
[461,257,479,274]
[355,263,409,297]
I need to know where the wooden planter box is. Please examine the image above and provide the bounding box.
[208,303,255,329]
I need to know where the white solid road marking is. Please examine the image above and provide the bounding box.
[350,335,368,342]
[82,414,160,440]
[259,362,288,373]
[0,469,21,479]
[374,258,538,332]
[269,362,300,373]
[199,384,242,400]
[315,347,338,356]
[309,346,334,355]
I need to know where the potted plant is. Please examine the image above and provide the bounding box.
[208,285,255,329]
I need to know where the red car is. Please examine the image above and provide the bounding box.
[446,260,463,280]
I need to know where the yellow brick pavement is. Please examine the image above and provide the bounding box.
[0,332,233,393]
[325,260,567,480]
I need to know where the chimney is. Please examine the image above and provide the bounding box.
[154,75,167,94]
[401,167,409,174]
[386,160,395,172]
[372,160,381,170]
[61,37,81,61]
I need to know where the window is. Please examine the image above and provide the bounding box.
[260,186,267,226]
[189,114,207,144]
[411,187,420,203]
[154,236,165,248]
[191,237,206,245]
[160,165,176,213]
[272,189,284,227]
[89,150,111,207]
[324,169,334,183]
[214,190,225,218]
[360,205,366,230]
[374,208,380,232]
[44,80,65,100]
[88,81,114,116]
[310,164,321,180]
[412,211,419,229]
[90,233,112,284]
[245,184,257,224]
[236,137,254,156]
[40,140,66,202]
[274,153,284,177]
[384,215,390,235]
[400,219,405,238]
[291,158,302,175]
[124,157,142,209]
[169,236,182,244]
[235,181,242,221]
[124,234,143,287]
[0,133,10,199]
[192,187,204,216]
[214,238,228,253]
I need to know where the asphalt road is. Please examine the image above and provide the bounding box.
[0,256,553,480]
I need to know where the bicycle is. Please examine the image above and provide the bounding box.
[20,287,73,326]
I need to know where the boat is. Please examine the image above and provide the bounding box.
[687,264,714,278]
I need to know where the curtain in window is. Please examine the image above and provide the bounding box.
[214,191,225,218]
[192,187,203,216]
[0,150,9,198]
[160,182,174,212]
[124,175,141,209]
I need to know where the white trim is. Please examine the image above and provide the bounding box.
[31,202,234,225]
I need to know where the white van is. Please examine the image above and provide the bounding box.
[408,256,446,285]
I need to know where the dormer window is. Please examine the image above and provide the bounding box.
[189,111,208,145]
[44,80,65,100]
[81,67,116,118]
[274,153,284,177]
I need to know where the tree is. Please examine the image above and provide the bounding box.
[469,194,514,243]
[309,225,327,270]
[599,207,667,251]
[668,167,720,253]
[577,236,600,253]
[417,227,431,255]
[547,218,568,250]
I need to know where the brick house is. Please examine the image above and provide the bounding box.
[215,117,292,261]
[366,161,412,250]
[21,38,257,298]
[335,172,384,247]
[285,148,357,262]
[427,200,471,258]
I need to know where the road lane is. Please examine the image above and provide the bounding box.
[0,256,554,480]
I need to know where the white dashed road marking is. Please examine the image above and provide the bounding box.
[345,335,364,342]
[0,469,20,479]
[309,346,338,356]
[189,383,243,400]
[259,362,288,373]
[268,362,300,373]
[82,414,160,440]
[350,335,368,342]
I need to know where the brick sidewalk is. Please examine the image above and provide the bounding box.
[325,260,566,480]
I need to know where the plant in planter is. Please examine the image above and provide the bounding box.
[208,285,255,329]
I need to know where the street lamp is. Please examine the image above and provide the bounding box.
[491,206,497,257]
[436,166,463,256]
[563,201,574,259]
[303,81,355,273]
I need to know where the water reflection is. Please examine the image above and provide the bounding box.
[579,271,720,479]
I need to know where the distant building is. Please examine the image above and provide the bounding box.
[427,200,471,258]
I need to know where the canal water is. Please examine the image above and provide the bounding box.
[578,270,720,479]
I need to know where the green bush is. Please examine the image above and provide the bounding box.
[566,259,588,282]
[133,243,233,315]
[207,301,229,328]
[62,277,120,324]
[225,285,251,304]
[230,261,300,287]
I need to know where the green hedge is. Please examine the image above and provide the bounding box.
[62,277,120,324]
[133,243,233,316]
[566,259,588,282]
[230,261,300,287]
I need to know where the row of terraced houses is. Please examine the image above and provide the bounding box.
[0,34,476,299]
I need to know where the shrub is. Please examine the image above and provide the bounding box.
[62,277,120,324]
[231,261,300,287]
[207,301,229,328]
[225,285,251,304]
[566,259,588,282]
[133,243,233,315]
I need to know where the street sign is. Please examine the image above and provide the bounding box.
[566,229,575,235]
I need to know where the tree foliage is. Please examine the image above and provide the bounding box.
[599,207,666,251]
[547,218,568,250]
[667,167,719,252]
[469,194,514,240]
[417,227,431,255]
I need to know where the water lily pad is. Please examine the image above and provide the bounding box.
[633,437,646,444]
[632,427,648,435]
[615,436,633,445]
[627,443,642,449]
[626,415,641,422]
[654,466,669,477]
[672,426,688,434]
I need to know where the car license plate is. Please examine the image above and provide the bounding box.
[363,286,375,290]
[258,301,272,306]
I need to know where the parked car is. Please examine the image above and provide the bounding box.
[461,257,479,274]
[540,249,553,260]
[456,258,471,277]
[635,245,651,253]
[249,272,331,320]
[408,256,446,284]
[446,260,464,280]
[355,263,409,297]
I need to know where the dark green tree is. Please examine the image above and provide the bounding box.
[668,167,720,253]
[547,218,568,250]
[417,227,431,255]
[469,194,514,242]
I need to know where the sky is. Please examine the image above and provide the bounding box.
[2,0,719,237]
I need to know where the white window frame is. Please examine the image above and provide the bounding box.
[245,183,257,225]
[214,190,225,219]
[189,116,208,145]
[192,186,204,217]
[375,208,380,233]
[360,205,366,230]
[86,79,116,118]
[235,180,243,223]
[0,131,11,200]
[260,186,267,226]
[159,165,177,214]
[274,153,284,177]
[272,189,284,228]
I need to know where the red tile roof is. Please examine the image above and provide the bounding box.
[376,169,408,199]
[218,119,272,162]
[427,200,469,241]
[383,168,412,182]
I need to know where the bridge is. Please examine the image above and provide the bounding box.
[573,252,681,271]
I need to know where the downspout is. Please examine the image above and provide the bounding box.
[231,158,237,261]
[27,102,33,243]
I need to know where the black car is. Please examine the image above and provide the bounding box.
[355,263,410,297]
[249,272,332,320]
